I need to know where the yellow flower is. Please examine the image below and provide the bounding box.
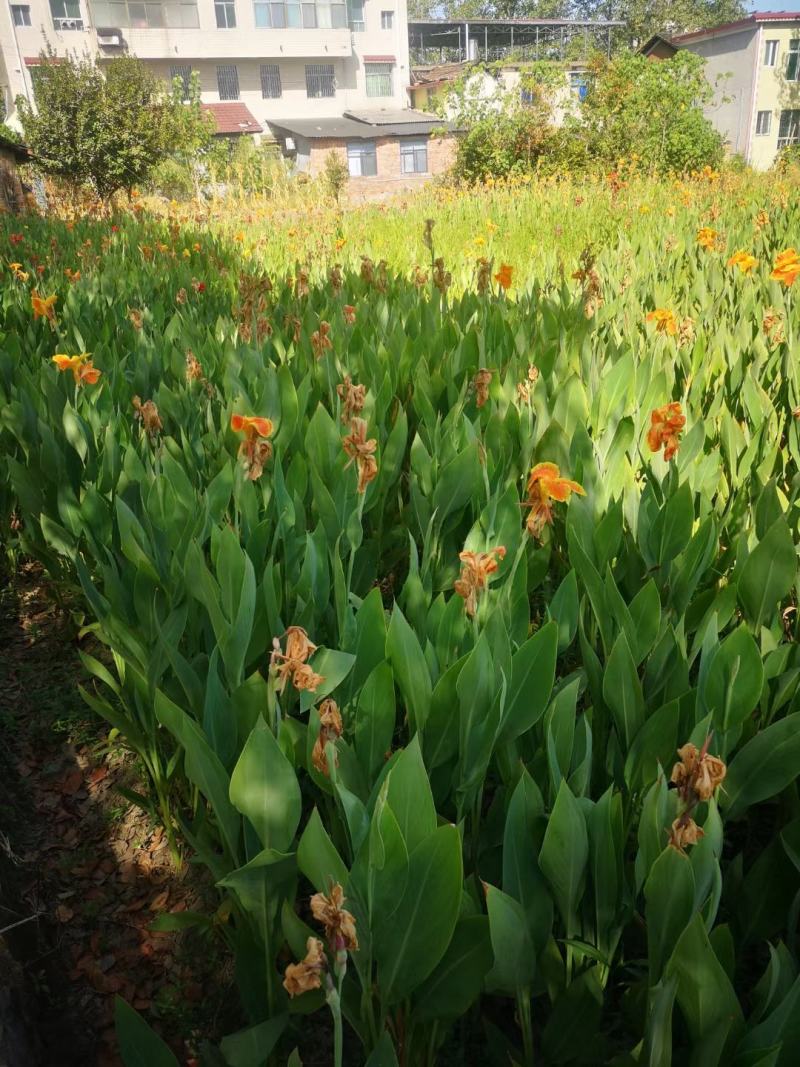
[31,291,57,326]
[52,353,101,386]
[771,248,800,288]
[727,250,757,275]
[646,308,678,336]
[696,227,717,250]
[523,463,585,539]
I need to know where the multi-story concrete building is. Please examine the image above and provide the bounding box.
[0,0,457,183]
[672,11,800,169]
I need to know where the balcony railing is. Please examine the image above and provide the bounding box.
[54,15,85,28]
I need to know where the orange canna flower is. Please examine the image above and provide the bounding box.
[231,414,273,480]
[31,291,57,327]
[494,263,513,290]
[343,304,356,325]
[646,308,677,336]
[52,353,101,386]
[647,402,685,462]
[696,227,717,250]
[770,248,800,288]
[727,250,757,275]
[523,463,585,539]
[454,546,506,618]
[342,417,378,493]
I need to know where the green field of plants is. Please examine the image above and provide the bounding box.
[2,170,800,1067]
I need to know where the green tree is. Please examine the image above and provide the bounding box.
[18,51,188,199]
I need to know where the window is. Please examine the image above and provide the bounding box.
[778,109,800,148]
[347,141,376,177]
[260,63,281,98]
[755,110,772,136]
[11,4,32,25]
[217,64,239,101]
[306,63,335,98]
[170,64,192,100]
[764,39,779,66]
[380,8,392,28]
[215,0,236,25]
[49,0,83,28]
[787,40,799,82]
[569,71,589,101]
[365,62,393,97]
[349,0,363,29]
[400,138,427,174]
[89,0,199,24]
[253,0,345,26]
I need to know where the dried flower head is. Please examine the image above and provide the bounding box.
[337,375,366,423]
[433,257,451,294]
[343,417,378,494]
[670,739,726,803]
[311,320,333,359]
[472,368,493,409]
[312,698,343,776]
[668,815,705,853]
[133,396,163,438]
[762,307,785,346]
[310,884,358,953]
[283,937,327,997]
[343,304,356,325]
[272,626,323,695]
[128,308,143,330]
[454,546,506,618]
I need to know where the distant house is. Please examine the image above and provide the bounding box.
[409,60,590,126]
[0,135,30,213]
[638,34,678,60]
[667,11,800,169]
[269,108,458,187]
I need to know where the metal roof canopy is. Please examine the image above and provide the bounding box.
[409,17,625,63]
[269,113,451,140]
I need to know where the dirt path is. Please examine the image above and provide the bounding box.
[0,563,234,1066]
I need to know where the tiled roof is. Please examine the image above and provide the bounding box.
[201,103,262,135]
[673,11,800,41]
[363,55,396,62]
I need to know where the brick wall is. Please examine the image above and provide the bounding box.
[307,133,458,185]
[0,150,25,214]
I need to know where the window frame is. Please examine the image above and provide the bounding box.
[400,137,428,175]
[349,0,364,31]
[778,108,800,148]
[755,109,772,136]
[49,0,83,28]
[216,63,240,101]
[365,62,393,98]
[214,0,236,26]
[787,40,799,82]
[380,9,393,28]
[305,63,335,98]
[260,63,282,99]
[11,4,32,25]
[764,39,779,67]
[347,140,377,177]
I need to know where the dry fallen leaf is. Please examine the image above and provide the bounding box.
[55,903,74,923]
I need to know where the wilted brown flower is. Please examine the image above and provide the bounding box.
[762,307,785,346]
[328,264,343,293]
[476,257,492,294]
[677,316,695,349]
[422,217,435,252]
[186,350,204,382]
[472,368,493,408]
[343,417,378,493]
[337,375,366,423]
[343,304,356,325]
[312,698,343,776]
[295,268,310,298]
[670,739,726,803]
[668,815,705,853]
[413,265,429,288]
[310,884,358,953]
[284,315,302,344]
[175,287,187,305]
[433,257,451,294]
[454,546,506,618]
[311,320,332,359]
[132,396,162,438]
[283,937,327,997]
[272,626,323,694]
[360,256,375,285]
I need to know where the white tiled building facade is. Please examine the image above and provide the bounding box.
[0,0,411,128]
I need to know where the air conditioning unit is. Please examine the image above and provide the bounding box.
[98,31,122,46]
[55,17,84,29]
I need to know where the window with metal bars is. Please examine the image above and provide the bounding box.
[11,4,32,25]
[778,109,800,148]
[217,64,240,101]
[260,64,282,99]
[365,63,393,97]
[787,41,799,82]
[170,65,192,100]
[215,0,236,25]
[347,141,376,177]
[400,138,427,174]
[306,64,335,98]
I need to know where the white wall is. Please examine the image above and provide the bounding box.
[679,27,759,158]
